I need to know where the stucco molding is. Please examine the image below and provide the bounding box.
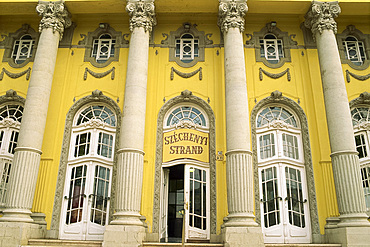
[250,91,320,238]
[36,1,72,40]
[218,0,248,33]
[346,70,370,83]
[0,90,25,106]
[165,23,209,68]
[0,67,31,81]
[246,23,298,68]
[152,90,217,238]
[259,67,290,81]
[337,25,370,70]
[84,67,115,80]
[349,92,370,107]
[1,24,39,68]
[50,91,122,238]
[126,0,156,33]
[304,1,341,40]
[79,24,124,68]
[170,67,202,80]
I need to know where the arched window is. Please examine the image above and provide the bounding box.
[0,103,23,206]
[256,105,310,243]
[60,104,116,240]
[165,105,207,129]
[175,34,199,63]
[343,36,366,66]
[351,106,370,210]
[260,34,284,64]
[11,34,34,64]
[92,34,116,63]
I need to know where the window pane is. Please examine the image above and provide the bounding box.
[259,134,275,159]
[282,133,299,160]
[97,132,113,158]
[355,134,368,159]
[74,132,91,157]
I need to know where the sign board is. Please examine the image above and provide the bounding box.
[163,129,209,163]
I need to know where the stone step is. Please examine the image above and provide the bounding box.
[142,243,224,247]
[265,244,342,247]
[24,239,102,247]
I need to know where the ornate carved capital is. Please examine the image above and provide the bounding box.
[218,0,248,33]
[304,1,341,38]
[36,1,71,40]
[126,0,156,33]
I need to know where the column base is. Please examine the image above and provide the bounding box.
[337,213,370,227]
[110,211,144,226]
[221,225,264,247]
[325,225,370,247]
[0,222,46,247]
[103,224,145,247]
[0,208,33,223]
[223,213,259,227]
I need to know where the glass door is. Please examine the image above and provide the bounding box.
[259,164,310,243]
[184,165,210,241]
[60,163,112,240]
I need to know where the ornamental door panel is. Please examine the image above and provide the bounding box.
[160,168,170,242]
[60,163,111,240]
[260,164,310,244]
[184,165,210,241]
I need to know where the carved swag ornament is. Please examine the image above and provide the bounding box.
[126,0,156,33]
[36,1,71,40]
[304,1,341,40]
[218,0,248,33]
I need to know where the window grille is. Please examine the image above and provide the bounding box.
[12,35,34,64]
[92,34,116,63]
[343,36,366,66]
[260,34,284,64]
[166,106,206,127]
[175,34,199,63]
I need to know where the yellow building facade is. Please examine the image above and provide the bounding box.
[0,0,369,246]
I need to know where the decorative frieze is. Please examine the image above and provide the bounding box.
[346,70,370,83]
[304,1,341,39]
[218,0,248,33]
[0,67,31,81]
[170,67,202,80]
[36,1,71,40]
[126,0,156,33]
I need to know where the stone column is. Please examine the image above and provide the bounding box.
[103,1,155,246]
[0,1,70,223]
[305,1,370,245]
[218,1,263,246]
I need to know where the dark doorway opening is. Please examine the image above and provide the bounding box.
[167,164,184,243]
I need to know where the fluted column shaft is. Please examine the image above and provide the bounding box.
[218,0,257,227]
[112,0,156,226]
[0,1,70,223]
[305,1,369,226]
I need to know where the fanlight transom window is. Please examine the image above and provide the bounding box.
[92,34,116,63]
[260,34,284,64]
[343,36,366,66]
[351,106,370,210]
[76,105,116,127]
[12,34,34,64]
[257,106,298,128]
[165,106,206,128]
[175,34,199,63]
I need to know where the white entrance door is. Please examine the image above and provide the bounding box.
[160,168,170,241]
[60,162,112,240]
[184,165,210,241]
[259,164,310,243]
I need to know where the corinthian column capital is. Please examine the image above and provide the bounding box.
[218,0,248,33]
[126,0,157,33]
[304,1,341,38]
[36,1,71,40]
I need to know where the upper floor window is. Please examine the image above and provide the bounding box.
[351,106,370,210]
[92,34,116,63]
[12,35,34,64]
[164,105,207,129]
[0,103,23,206]
[260,34,284,64]
[175,34,199,63]
[343,36,366,66]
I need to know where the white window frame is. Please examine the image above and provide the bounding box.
[343,36,367,66]
[91,34,116,63]
[11,34,34,64]
[175,34,199,62]
[260,34,284,63]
